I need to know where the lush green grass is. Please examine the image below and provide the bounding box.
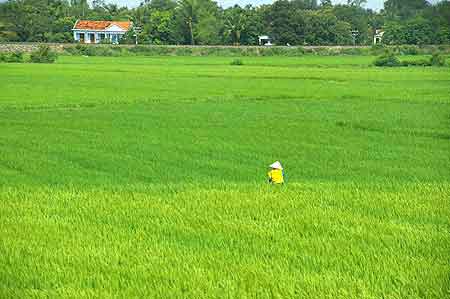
[0,55,449,298]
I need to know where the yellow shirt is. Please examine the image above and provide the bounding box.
[268,169,284,184]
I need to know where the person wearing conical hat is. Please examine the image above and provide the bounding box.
[268,161,284,184]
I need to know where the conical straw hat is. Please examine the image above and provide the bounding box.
[269,161,283,170]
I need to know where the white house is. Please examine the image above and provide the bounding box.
[373,29,384,45]
[258,35,272,46]
[72,20,132,44]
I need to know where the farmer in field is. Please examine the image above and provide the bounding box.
[268,161,284,184]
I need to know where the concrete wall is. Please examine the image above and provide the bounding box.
[1,43,448,55]
[0,42,375,54]
[0,43,72,53]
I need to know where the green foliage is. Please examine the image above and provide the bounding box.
[400,58,431,67]
[384,0,429,19]
[224,5,249,46]
[430,53,447,66]
[333,4,370,45]
[0,51,24,63]
[229,58,243,65]
[175,0,223,45]
[373,52,401,67]
[383,17,448,46]
[10,51,24,62]
[144,9,176,44]
[374,52,448,67]
[30,44,57,63]
[64,44,96,56]
[64,44,122,56]
[264,0,303,45]
[58,44,450,58]
[118,29,136,44]
[1,0,450,46]
[340,47,369,55]
[195,13,223,45]
[395,45,420,55]
[370,44,388,55]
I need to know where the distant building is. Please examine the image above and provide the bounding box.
[373,29,384,45]
[72,20,132,44]
[258,35,273,46]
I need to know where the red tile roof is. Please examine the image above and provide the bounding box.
[73,20,132,31]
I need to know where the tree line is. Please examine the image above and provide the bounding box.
[0,0,449,46]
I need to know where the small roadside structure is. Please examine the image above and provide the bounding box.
[258,35,273,46]
[373,29,384,45]
[72,20,132,44]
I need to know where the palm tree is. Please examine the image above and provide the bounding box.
[224,6,247,46]
[178,0,198,45]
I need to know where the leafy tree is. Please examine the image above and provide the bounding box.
[403,16,434,44]
[384,0,429,19]
[224,5,248,45]
[320,0,332,8]
[176,0,221,45]
[347,0,367,7]
[333,4,370,44]
[146,10,176,44]
[92,0,106,9]
[304,10,333,45]
[335,20,352,45]
[0,0,448,46]
[436,26,450,44]
[238,5,265,45]
[146,0,177,11]
[119,28,136,44]
[2,0,52,41]
[265,0,301,45]
[292,0,318,9]
[196,12,223,45]
[70,0,89,18]
[177,0,199,45]
[383,16,435,45]
[383,21,404,44]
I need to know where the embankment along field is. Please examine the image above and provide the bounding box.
[1,55,449,298]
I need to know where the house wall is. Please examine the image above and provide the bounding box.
[73,30,126,44]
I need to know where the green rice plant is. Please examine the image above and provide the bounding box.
[0,55,449,298]
[1,183,449,298]
[230,58,244,65]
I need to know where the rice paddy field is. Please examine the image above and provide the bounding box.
[0,55,449,298]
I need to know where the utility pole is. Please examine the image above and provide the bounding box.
[351,30,359,46]
[134,26,142,45]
